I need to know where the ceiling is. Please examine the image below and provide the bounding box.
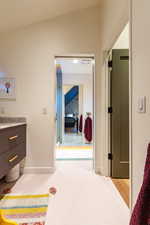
[0,0,101,33]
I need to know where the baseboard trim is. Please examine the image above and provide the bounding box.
[23,166,55,174]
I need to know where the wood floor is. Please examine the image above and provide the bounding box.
[111,179,130,207]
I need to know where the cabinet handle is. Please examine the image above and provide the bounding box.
[9,135,18,141]
[9,155,18,163]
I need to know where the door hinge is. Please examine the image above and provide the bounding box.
[108,60,112,68]
[108,153,113,160]
[108,107,113,114]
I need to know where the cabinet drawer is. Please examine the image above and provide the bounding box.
[0,125,26,155]
[0,143,26,179]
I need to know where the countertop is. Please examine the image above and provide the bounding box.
[0,122,26,130]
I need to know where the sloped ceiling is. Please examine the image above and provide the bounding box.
[0,0,101,32]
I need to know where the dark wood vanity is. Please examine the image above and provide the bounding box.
[0,124,26,179]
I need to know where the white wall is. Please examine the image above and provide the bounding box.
[99,0,129,51]
[131,0,150,205]
[96,0,129,174]
[0,6,101,172]
[113,23,129,49]
[83,77,93,116]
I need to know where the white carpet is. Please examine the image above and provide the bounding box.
[8,161,130,225]
[56,149,93,159]
[61,134,92,146]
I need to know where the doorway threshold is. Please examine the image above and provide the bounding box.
[56,158,93,161]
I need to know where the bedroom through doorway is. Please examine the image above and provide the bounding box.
[55,56,94,162]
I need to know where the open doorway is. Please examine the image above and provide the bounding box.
[105,23,130,207]
[55,57,94,164]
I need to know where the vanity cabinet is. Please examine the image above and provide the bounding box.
[0,124,26,179]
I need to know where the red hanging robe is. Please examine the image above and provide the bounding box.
[84,116,92,142]
[79,115,83,133]
[130,143,150,225]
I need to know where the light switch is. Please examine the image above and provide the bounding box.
[137,96,146,113]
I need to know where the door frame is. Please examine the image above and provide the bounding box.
[104,50,112,177]
[104,41,132,208]
[54,54,96,169]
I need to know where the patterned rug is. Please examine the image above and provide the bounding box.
[0,194,51,225]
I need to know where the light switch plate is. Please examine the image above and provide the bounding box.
[137,96,146,113]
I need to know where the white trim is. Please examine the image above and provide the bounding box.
[129,0,133,210]
[54,54,96,172]
[104,51,112,177]
[23,167,55,174]
[54,54,95,58]
[92,58,96,172]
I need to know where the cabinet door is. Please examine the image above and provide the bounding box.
[0,143,26,179]
[0,125,26,154]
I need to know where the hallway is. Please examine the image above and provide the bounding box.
[5,161,130,225]
[56,148,93,160]
[56,133,93,160]
[61,134,92,146]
